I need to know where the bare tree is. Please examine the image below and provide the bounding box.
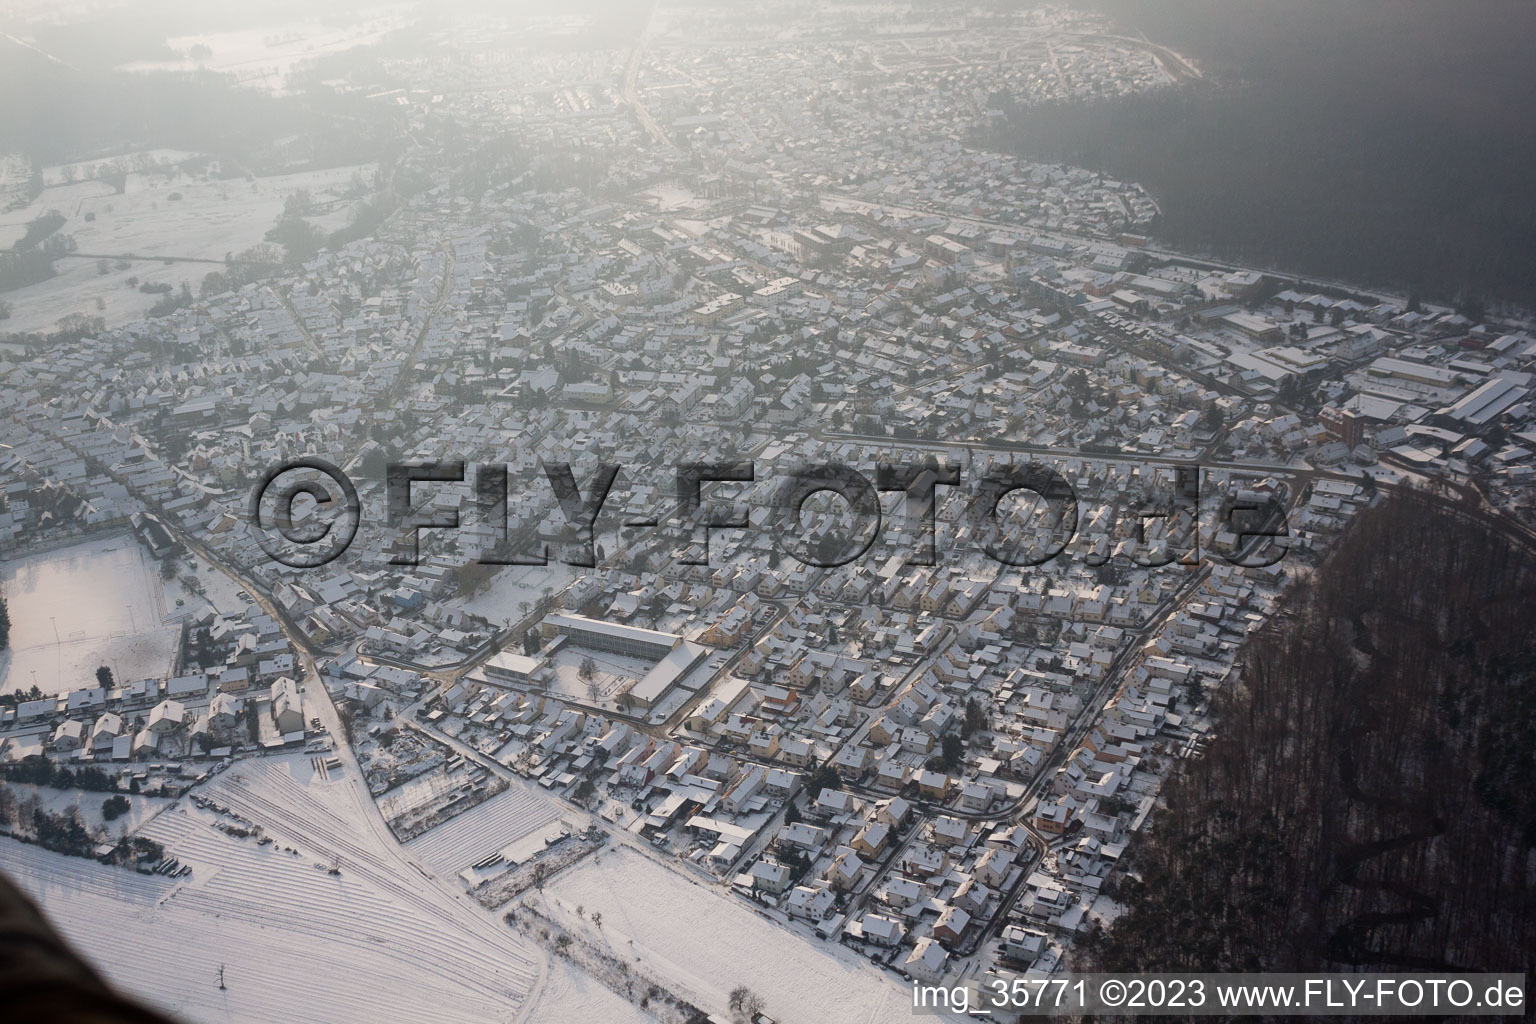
[580,656,600,703]
[728,986,764,1021]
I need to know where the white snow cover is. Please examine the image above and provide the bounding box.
[3,755,548,1023]
[405,783,564,876]
[542,846,938,1024]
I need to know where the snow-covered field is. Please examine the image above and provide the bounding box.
[0,534,179,695]
[454,564,577,624]
[0,163,371,335]
[1,783,173,834]
[546,645,653,704]
[541,846,922,1024]
[0,718,950,1024]
[118,13,406,93]
[0,749,666,1024]
[405,782,565,877]
[2,825,531,1024]
[536,955,657,1024]
[0,152,31,209]
[169,555,258,617]
[637,184,705,212]
[39,151,204,188]
[1,753,545,1023]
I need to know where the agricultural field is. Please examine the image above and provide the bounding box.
[534,956,658,1024]
[0,162,372,335]
[118,14,407,93]
[3,755,541,1023]
[539,845,936,1024]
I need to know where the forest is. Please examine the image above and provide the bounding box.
[1080,486,1536,984]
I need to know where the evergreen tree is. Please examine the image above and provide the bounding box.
[940,733,963,769]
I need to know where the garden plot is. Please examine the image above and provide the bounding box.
[540,846,936,1024]
[469,829,606,910]
[376,762,507,843]
[355,723,446,795]
[405,782,565,877]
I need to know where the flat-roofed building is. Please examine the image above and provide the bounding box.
[627,641,710,708]
[543,613,681,660]
[484,651,544,687]
[542,613,709,708]
[1368,356,1459,388]
[1221,311,1282,343]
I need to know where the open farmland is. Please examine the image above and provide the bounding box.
[534,956,658,1024]
[2,819,529,1024]
[540,845,936,1024]
[5,752,547,1023]
[0,163,372,335]
[1,749,666,1024]
[158,755,541,1019]
[118,14,407,93]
